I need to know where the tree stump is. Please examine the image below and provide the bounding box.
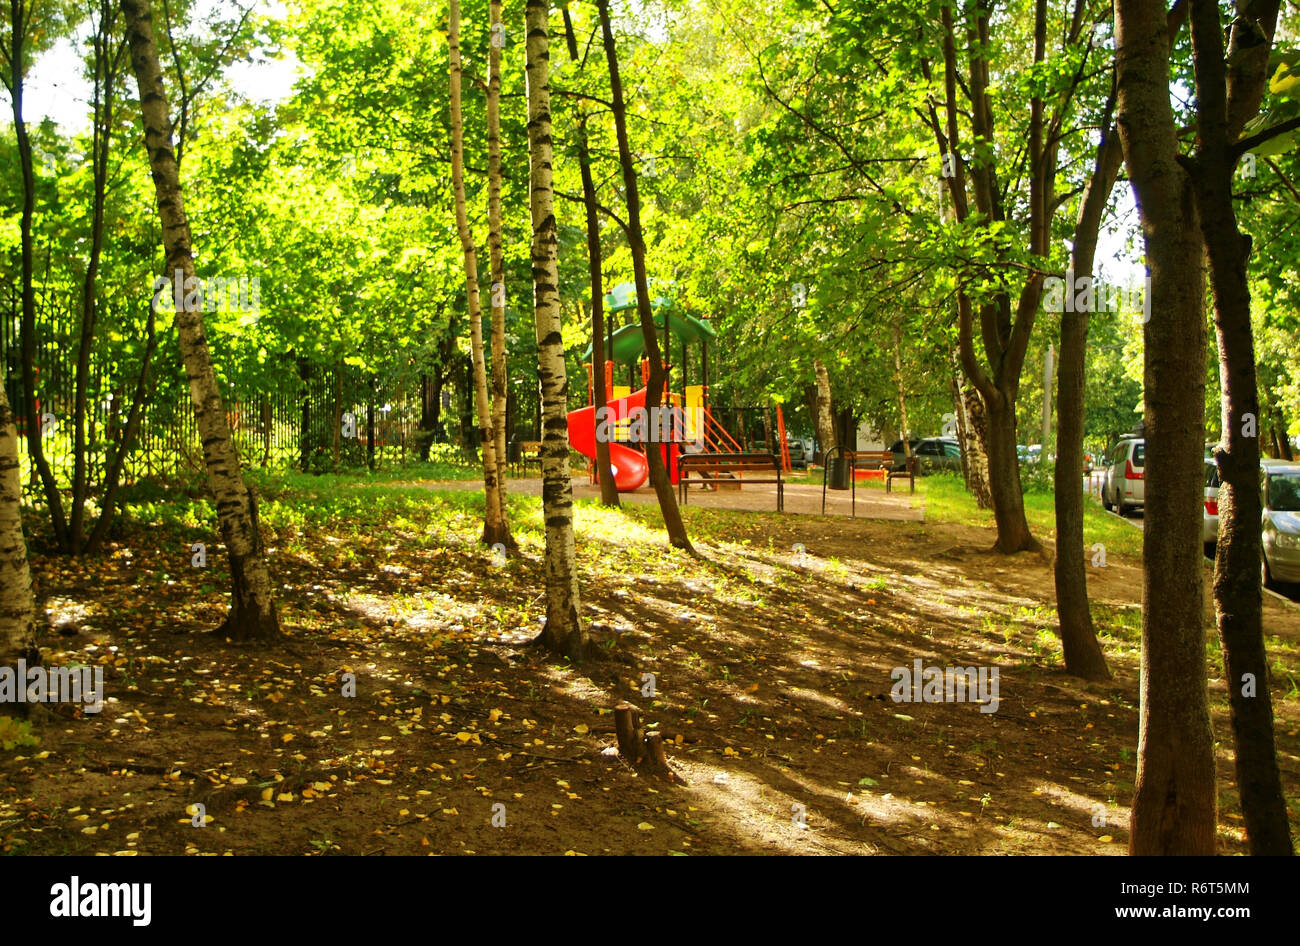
[613,702,682,783]
[614,703,642,761]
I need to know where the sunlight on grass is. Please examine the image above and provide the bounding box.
[917,473,1143,558]
[572,500,665,550]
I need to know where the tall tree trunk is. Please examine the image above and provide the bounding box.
[486,0,516,548]
[71,5,125,553]
[1187,0,1292,855]
[892,319,911,461]
[935,0,1042,553]
[951,346,993,508]
[597,0,692,551]
[298,355,312,470]
[76,6,147,554]
[0,384,39,711]
[260,395,271,468]
[580,119,619,507]
[979,378,1036,553]
[803,384,819,457]
[332,363,342,469]
[366,376,375,471]
[814,358,836,460]
[561,12,619,507]
[448,0,511,548]
[1052,102,1122,682]
[458,355,476,459]
[1114,0,1216,854]
[121,0,279,642]
[5,0,67,549]
[526,0,585,659]
[1272,416,1293,461]
[85,302,157,552]
[418,372,436,461]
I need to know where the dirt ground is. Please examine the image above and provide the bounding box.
[4,480,1296,855]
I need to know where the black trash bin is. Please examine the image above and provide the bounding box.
[829,454,852,490]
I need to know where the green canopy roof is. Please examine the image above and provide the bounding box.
[582,284,716,365]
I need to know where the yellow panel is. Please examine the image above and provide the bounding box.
[611,386,631,439]
[684,385,704,440]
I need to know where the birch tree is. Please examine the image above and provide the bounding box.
[814,358,836,461]
[449,0,513,548]
[526,0,585,658]
[0,385,39,705]
[487,0,516,546]
[121,0,280,641]
[1,0,67,545]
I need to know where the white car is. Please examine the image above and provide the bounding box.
[1102,437,1145,516]
[1204,458,1220,546]
[1261,459,1300,587]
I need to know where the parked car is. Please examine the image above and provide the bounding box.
[1204,458,1221,547]
[1101,436,1145,516]
[1261,459,1300,587]
[786,438,808,469]
[892,437,961,475]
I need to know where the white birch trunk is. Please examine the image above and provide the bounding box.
[448,0,510,547]
[122,0,279,640]
[0,385,39,697]
[488,0,514,543]
[525,0,584,658]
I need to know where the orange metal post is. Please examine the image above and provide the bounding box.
[776,405,791,472]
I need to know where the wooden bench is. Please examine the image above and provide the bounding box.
[854,450,915,494]
[678,452,783,511]
[514,440,541,476]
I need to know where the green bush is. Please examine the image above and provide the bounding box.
[1019,460,1056,494]
[0,716,39,751]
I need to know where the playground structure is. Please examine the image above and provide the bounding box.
[566,283,792,493]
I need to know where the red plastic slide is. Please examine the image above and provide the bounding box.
[567,387,650,492]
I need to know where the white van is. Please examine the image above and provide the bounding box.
[1102,437,1145,516]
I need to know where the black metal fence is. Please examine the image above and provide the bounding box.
[3,296,428,496]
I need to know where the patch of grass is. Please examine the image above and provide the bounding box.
[917,473,1143,559]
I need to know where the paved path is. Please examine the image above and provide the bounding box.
[411,476,925,521]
